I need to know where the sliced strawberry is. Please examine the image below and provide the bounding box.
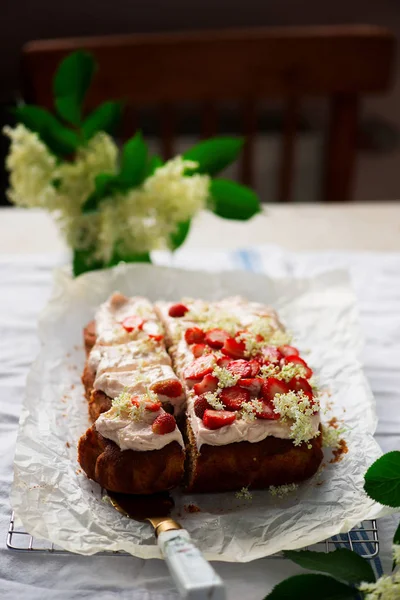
[279,345,299,357]
[220,385,250,411]
[131,396,162,412]
[191,343,209,358]
[202,409,236,429]
[256,401,280,420]
[205,328,230,349]
[148,334,164,342]
[184,355,215,381]
[193,395,212,418]
[226,359,252,378]
[260,346,282,364]
[185,327,205,345]
[168,303,189,318]
[248,359,261,376]
[283,355,313,379]
[121,315,145,332]
[288,376,313,398]
[221,337,246,359]
[217,356,231,368]
[193,374,218,396]
[152,379,183,398]
[152,412,176,434]
[262,377,289,402]
[238,377,263,396]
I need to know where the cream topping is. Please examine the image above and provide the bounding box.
[88,340,170,378]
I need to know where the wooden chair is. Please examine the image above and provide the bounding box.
[21,26,395,202]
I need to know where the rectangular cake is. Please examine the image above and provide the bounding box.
[78,293,323,495]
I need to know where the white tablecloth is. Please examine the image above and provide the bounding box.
[0,246,399,600]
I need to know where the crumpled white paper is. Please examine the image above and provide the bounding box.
[11,263,392,562]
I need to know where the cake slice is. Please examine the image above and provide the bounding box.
[156,297,323,493]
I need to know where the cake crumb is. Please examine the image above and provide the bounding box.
[235,486,252,501]
[71,384,75,390]
[328,416,339,429]
[330,439,349,463]
[65,441,70,448]
[184,504,201,513]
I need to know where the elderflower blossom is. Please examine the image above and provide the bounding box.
[393,545,400,566]
[240,400,264,422]
[359,572,400,600]
[269,483,298,499]
[321,423,346,450]
[259,362,307,382]
[184,307,240,336]
[235,486,253,501]
[273,390,320,447]
[203,392,225,411]
[212,366,239,388]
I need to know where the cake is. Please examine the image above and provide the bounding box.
[78,293,323,494]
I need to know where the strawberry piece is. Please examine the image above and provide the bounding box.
[260,346,282,364]
[256,401,280,420]
[121,316,144,332]
[205,328,230,349]
[202,409,236,430]
[288,377,313,398]
[152,413,176,434]
[262,377,289,402]
[193,374,218,396]
[191,343,209,358]
[148,334,164,342]
[238,377,263,396]
[152,379,183,398]
[221,337,246,359]
[220,385,250,411]
[193,395,212,419]
[226,359,252,378]
[283,355,313,379]
[217,356,231,368]
[184,355,215,381]
[279,345,299,357]
[248,359,261,376]
[185,327,205,345]
[131,396,162,412]
[168,303,189,318]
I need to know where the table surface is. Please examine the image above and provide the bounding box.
[1,202,400,254]
[0,204,399,600]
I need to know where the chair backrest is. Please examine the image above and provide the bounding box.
[21,26,395,202]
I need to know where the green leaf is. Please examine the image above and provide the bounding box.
[265,574,358,600]
[284,549,375,585]
[146,154,163,177]
[82,173,119,213]
[107,248,151,267]
[209,178,261,220]
[82,101,122,140]
[364,451,400,507]
[183,136,244,176]
[72,248,104,277]
[54,50,96,125]
[14,105,79,157]
[170,220,191,250]
[119,131,148,188]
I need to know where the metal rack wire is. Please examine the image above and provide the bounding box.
[7,512,379,559]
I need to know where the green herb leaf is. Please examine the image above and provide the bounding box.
[364,451,400,507]
[72,248,104,277]
[54,50,96,125]
[82,173,119,213]
[209,178,261,220]
[119,131,148,188]
[265,574,358,600]
[14,105,79,157]
[107,248,151,267]
[183,136,244,176]
[82,101,122,140]
[170,220,191,250]
[146,154,163,177]
[284,549,375,585]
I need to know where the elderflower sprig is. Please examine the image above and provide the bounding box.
[359,572,400,600]
[235,486,253,501]
[273,390,320,447]
[212,365,240,388]
[203,392,225,410]
[269,483,298,499]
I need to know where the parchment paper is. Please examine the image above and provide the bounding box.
[10,263,391,562]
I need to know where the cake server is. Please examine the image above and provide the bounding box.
[107,491,226,600]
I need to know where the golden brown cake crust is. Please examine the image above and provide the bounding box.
[185,421,323,493]
[83,320,96,356]
[88,390,112,422]
[78,425,185,494]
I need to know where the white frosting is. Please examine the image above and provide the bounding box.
[96,408,184,451]
[88,340,171,378]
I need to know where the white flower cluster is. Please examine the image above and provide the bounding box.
[260,362,307,382]
[273,390,320,447]
[359,572,400,600]
[240,399,264,422]
[212,365,240,388]
[269,483,298,499]
[4,125,210,264]
[321,423,346,450]
[235,486,253,501]
[203,391,225,411]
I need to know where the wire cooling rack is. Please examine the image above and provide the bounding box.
[6,511,379,559]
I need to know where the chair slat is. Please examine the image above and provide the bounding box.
[201,102,218,139]
[160,103,175,160]
[278,97,299,202]
[240,99,257,187]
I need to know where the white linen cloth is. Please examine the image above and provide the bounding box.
[0,247,399,599]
